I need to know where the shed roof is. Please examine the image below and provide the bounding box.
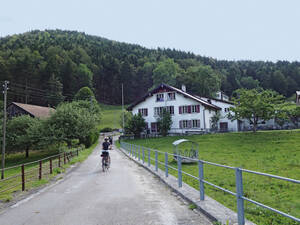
[12,102,55,118]
[172,139,198,146]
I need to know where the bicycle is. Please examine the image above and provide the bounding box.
[101,152,110,172]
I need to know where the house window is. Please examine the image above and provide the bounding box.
[179,120,191,128]
[165,106,174,115]
[156,93,164,102]
[154,106,174,116]
[179,105,200,114]
[191,105,200,113]
[138,108,148,117]
[224,108,230,113]
[192,119,200,128]
[167,92,176,100]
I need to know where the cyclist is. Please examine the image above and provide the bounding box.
[101,137,111,170]
[109,136,113,146]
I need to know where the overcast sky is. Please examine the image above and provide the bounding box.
[1,0,299,61]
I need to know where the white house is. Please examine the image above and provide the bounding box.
[127,83,240,134]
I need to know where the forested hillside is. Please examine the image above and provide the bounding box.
[0,29,299,106]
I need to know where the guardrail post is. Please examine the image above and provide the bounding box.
[165,152,168,177]
[50,158,53,174]
[138,146,140,161]
[130,144,132,156]
[39,161,42,180]
[178,156,182,188]
[21,164,25,191]
[235,168,245,225]
[135,145,137,158]
[155,151,158,171]
[58,155,61,167]
[142,147,145,164]
[198,160,204,200]
[148,148,150,167]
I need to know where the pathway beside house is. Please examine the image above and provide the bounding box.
[0,140,212,225]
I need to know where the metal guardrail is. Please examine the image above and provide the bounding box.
[120,142,300,225]
[0,146,84,195]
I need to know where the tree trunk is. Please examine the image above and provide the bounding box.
[25,147,29,158]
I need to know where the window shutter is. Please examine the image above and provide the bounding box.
[188,105,191,113]
[145,108,148,116]
[196,105,200,113]
[138,109,141,114]
[188,120,192,128]
[179,106,182,114]
[197,120,200,128]
[179,120,182,129]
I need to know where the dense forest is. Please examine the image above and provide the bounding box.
[0,29,299,106]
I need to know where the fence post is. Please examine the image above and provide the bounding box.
[39,161,42,180]
[178,156,182,188]
[198,160,204,200]
[50,158,53,174]
[148,148,150,167]
[235,168,245,225]
[165,152,168,177]
[135,145,137,158]
[58,154,61,167]
[142,147,145,164]
[155,151,158,171]
[130,144,132,156]
[21,164,25,191]
[138,146,140,161]
[64,153,66,164]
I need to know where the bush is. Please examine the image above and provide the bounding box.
[100,127,113,133]
[82,130,99,147]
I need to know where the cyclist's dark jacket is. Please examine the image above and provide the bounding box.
[102,141,110,150]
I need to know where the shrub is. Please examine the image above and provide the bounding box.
[100,127,113,133]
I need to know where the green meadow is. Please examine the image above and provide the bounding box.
[98,104,124,130]
[125,130,300,225]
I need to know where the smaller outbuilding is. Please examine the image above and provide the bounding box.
[7,102,55,119]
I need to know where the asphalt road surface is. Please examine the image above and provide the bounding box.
[0,140,212,225]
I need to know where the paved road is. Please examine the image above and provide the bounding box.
[0,140,212,225]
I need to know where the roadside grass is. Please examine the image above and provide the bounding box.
[0,141,98,203]
[125,130,300,225]
[98,104,123,130]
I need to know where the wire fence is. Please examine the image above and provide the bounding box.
[0,146,85,196]
[120,142,300,225]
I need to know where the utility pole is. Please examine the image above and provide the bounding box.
[2,81,8,179]
[122,83,125,134]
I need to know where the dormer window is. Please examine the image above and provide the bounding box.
[167,92,176,100]
[156,93,164,102]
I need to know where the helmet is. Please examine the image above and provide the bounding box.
[104,137,108,141]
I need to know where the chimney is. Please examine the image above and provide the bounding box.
[181,84,186,92]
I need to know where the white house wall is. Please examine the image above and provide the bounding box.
[201,98,238,132]
[132,91,217,133]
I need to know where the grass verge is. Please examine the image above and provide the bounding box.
[124,130,300,225]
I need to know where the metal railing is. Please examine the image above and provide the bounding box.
[120,142,300,225]
[0,146,84,195]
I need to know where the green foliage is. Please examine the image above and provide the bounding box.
[152,58,182,87]
[183,64,221,97]
[46,101,100,147]
[125,113,146,137]
[210,111,221,131]
[100,127,113,133]
[74,86,95,101]
[0,29,300,106]
[229,89,284,132]
[157,109,172,136]
[6,115,41,157]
